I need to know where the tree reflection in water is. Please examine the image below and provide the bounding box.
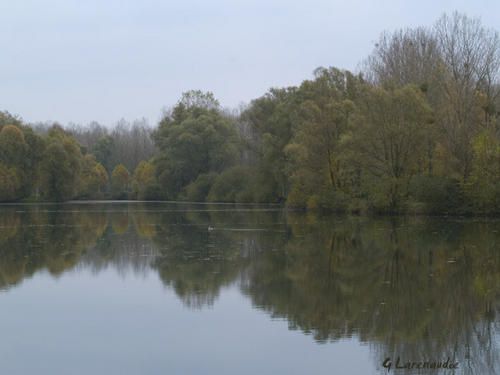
[0,203,498,373]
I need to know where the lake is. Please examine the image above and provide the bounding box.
[0,202,498,374]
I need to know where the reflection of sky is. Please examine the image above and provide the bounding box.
[1,0,499,125]
[0,270,372,375]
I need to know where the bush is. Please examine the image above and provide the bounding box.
[409,175,461,214]
[183,173,217,202]
[207,166,255,203]
[142,183,164,201]
[286,185,308,209]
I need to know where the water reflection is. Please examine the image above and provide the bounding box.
[0,203,498,374]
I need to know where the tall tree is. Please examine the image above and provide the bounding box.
[241,87,298,201]
[285,68,361,208]
[434,12,500,180]
[154,90,239,199]
[111,164,130,199]
[351,85,433,211]
[39,126,83,201]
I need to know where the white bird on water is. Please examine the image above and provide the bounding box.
[208,225,215,231]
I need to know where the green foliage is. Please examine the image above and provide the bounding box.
[132,161,158,200]
[183,173,218,202]
[207,166,256,203]
[0,125,27,201]
[408,175,461,214]
[0,111,23,128]
[39,126,83,201]
[0,119,44,200]
[79,155,109,199]
[465,130,500,213]
[285,68,362,209]
[241,88,298,202]
[111,164,130,199]
[154,91,239,199]
[1,11,499,214]
[351,85,433,211]
[91,136,114,172]
[0,163,21,202]
[0,125,27,166]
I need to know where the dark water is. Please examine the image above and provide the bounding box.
[0,203,499,375]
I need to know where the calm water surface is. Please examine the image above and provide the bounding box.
[0,203,499,375]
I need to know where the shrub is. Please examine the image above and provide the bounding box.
[207,166,255,203]
[183,173,217,202]
[409,175,461,214]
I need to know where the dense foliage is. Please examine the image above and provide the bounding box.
[0,12,498,214]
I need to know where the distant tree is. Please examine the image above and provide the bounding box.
[0,125,29,201]
[351,85,433,211]
[92,135,114,172]
[0,111,23,129]
[182,173,218,202]
[0,163,20,201]
[207,166,255,203]
[434,12,500,181]
[285,68,361,209]
[131,160,157,200]
[365,27,441,89]
[94,163,109,195]
[111,164,130,199]
[79,155,109,199]
[0,125,28,166]
[240,87,298,202]
[69,119,155,173]
[154,91,239,199]
[39,126,83,201]
[0,113,45,200]
[466,129,500,212]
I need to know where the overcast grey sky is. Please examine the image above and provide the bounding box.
[1,0,498,126]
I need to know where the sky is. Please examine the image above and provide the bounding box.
[0,0,499,127]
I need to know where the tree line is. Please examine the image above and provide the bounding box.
[0,12,499,214]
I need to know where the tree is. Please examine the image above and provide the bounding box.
[0,125,28,166]
[91,135,114,173]
[434,12,500,181]
[132,160,158,200]
[39,126,83,201]
[466,129,500,212]
[0,111,23,129]
[285,68,361,209]
[154,91,239,199]
[111,164,130,199]
[351,85,433,211]
[0,125,29,201]
[241,87,298,202]
[94,163,109,195]
[0,163,20,202]
[207,166,255,203]
[365,27,441,89]
[79,155,109,198]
